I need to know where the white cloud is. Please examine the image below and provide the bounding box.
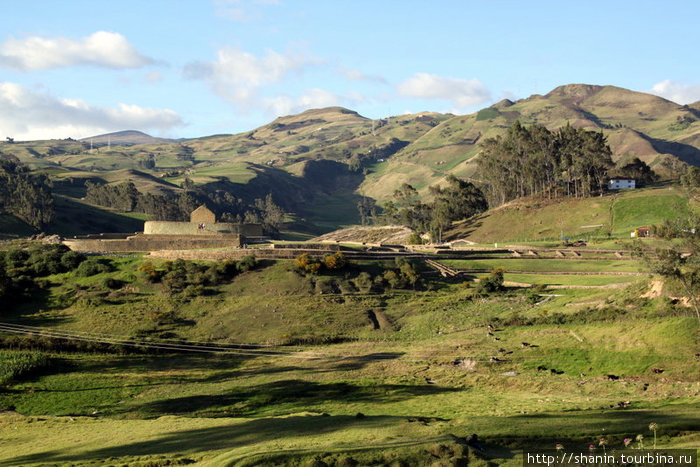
[649,79,700,105]
[0,82,183,140]
[0,31,154,71]
[396,73,491,109]
[145,71,164,83]
[214,0,281,22]
[336,66,387,84]
[264,88,342,116]
[184,46,320,109]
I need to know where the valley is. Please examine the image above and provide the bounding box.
[0,85,699,466]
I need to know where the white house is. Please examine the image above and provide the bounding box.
[608,178,636,190]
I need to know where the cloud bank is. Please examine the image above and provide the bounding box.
[649,79,700,105]
[0,82,183,140]
[397,73,491,109]
[0,31,154,71]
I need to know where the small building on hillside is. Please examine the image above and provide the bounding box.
[631,226,651,238]
[608,178,636,190]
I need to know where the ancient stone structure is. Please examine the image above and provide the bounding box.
[190,205,216,224]
[64,205,263,253]
[143,221,262,236]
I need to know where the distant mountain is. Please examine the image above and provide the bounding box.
[80,130,181,146]
[3,84,700,232]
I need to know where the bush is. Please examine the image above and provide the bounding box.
[476,268,505,295]
[295,253,321,275]
[183,284,207,298]
[76,258,113,277]
[323,252,347,271]
[102,277,124,290]
[407,232,423,245]
[353,272,373,293]
[138,261,163,283]
[314,277,336,294]
[4,248,29,269]
[61,250,86,270]
[0,351,51,386]
[237,255,257,272]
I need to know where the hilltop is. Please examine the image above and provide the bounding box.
[80,130,182,146]
[1,84,700,235]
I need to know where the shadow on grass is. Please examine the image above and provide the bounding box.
[6,408,699,466]
[135,379,460,417]
[2,414,405,465]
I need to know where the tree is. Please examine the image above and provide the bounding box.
[638,237,700,322]
[608,157,657,186]
[477,121,613,205]
[429,175,488,242]
[0,160,54,229]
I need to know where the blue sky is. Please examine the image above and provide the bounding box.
[1,0,699,140]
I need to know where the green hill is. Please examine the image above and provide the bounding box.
[80,130,180,146]
[0,247,697,465]
[447,185,695,243]
[2,84,700,236]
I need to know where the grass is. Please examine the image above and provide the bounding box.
[488,273,642,287]
[49,195,145,236]
[0,213,35,238]
[0,351,51,386]
[441,258,643,273]
[449,187,694,244]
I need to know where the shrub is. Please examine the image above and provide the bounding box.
[383,270,402,289]
[4,248,29,270]
[138,261,163,283]
[0,351,51,386]
[295,253,321,275]
[407,232,423,245]
[237,255,257,272]
[76,258,113,277]
[314,277,336,294]
[183,284,207,298]
[102,277,124,290]
[476,268,505,295]
[60,250,86,270]
[353,272,373,293]
[218,259,239,278]
[337,279,357,295]
[323,252,347,271]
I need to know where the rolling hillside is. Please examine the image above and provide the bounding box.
[79,130,181,146]
[446,185,695,243]
[1,84,699,235]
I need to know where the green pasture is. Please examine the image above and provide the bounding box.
[441,258,643,273]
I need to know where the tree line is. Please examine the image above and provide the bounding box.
[84,180,285,234]
[477,121,615,206]
[376,175,488,242]
[0,160,54,229]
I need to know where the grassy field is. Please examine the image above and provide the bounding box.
[0,251,698,465]
[448,186,697,243]
[441,258,643,273]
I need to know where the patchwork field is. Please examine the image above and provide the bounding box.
[0,249,697,466]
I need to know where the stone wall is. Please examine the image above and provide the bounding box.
[144,221,263,236]
[148,247,326,261]
[64,233,243,252]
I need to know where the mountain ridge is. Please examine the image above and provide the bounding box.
[2,83,700,233]
[80,130,182,146]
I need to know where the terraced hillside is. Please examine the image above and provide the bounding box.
[0,245,697,465]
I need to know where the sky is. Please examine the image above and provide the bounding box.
[1,0,699,140]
